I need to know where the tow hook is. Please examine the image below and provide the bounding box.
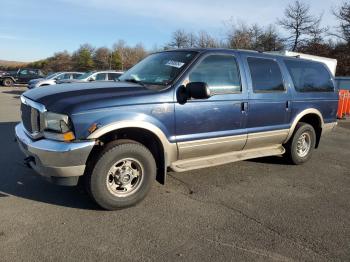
[24,156,35,168]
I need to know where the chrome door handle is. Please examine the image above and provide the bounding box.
[286,101,291,111]
[241,102,248,113]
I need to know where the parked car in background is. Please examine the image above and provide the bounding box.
[0,68,45,87]
[15,49,338,210]
[335,77,350,90]
[57,70,124,84]
[27,72,84,89]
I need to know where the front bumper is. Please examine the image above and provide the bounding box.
[15,123,95,185]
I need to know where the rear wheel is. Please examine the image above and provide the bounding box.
[2,78,14,87]
[285,122,316,165]
[87,142,156,210]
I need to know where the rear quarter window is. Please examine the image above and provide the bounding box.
[284,60,334,92]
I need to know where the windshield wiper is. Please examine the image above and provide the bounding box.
[123,78,145,86]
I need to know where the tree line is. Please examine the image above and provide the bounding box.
[24,40,147,73]
[1,1,350,76]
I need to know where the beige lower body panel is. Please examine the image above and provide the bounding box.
[244,129,289,150]
[171,145,285,172]
[177,134,247,159]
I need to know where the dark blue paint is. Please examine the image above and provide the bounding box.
[22,49,338,145]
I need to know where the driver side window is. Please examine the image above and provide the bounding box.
[20,70,28,75]
[188,54,241,94]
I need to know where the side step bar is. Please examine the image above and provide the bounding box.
[170,145,285,172]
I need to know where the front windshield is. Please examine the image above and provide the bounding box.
[77,72,94,80]
[45,72,59,79]
[119,51,198,87]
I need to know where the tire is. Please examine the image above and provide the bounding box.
[285,122,316,165]
[87,142,156,210]
[2,78,14,87]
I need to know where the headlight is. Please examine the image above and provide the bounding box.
[42,112,75,141]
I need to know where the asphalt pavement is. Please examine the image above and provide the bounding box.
[0,86,350,261]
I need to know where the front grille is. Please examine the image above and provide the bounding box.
[21,103,40,134]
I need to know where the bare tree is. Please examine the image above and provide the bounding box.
[258,25,285,51]
[332,1,350,43]
[113,41,147,70]
[250,24,263,50]
[307,16,328,44]
[167,29,190,48]
[278,1,324,51]
[196,31,218,48]
[226,22,253,49]
[188,32,197,47]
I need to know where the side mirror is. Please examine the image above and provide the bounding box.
[176,82,211,105]
[187,82,211,99]
[89,78,95,82]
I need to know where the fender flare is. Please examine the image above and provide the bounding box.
[284,108,324,143]
[87,120,178,166]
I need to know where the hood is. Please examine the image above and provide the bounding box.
[28,78,45,84]
[22,81,160,114]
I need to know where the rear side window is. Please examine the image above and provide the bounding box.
[247,57,285,93]
[284,60,334,92]
[73,73,82,79]
[95,73,107,81]
[63,74,71,79]
[188,55,241,94]
[108,73,122,81]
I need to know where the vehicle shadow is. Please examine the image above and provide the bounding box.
[246,155,290,165]
[2,90,25,98]
[0,122,100,210]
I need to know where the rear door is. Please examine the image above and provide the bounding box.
[95,73,107,81]
[73,73,83,79]
[175,53,248,159]
[108,73,121,81]
[241,54,292,149]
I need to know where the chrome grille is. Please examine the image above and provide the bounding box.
[21,103,35,133]
[20,96,46,137]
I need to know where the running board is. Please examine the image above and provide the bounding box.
[170,145,285,172]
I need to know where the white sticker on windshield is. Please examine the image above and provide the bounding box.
[165,60,185,68]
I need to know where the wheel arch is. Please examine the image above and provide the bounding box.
[1,76,15,85]
[285,109,324,148]
[87,121,177,184]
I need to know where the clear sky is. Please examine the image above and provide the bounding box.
[0,0,341,62]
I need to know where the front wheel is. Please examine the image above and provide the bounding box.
[87,142,156,210]
[2,78,14,87]
[285,122,316,165]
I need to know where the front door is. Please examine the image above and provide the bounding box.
[175,53,248,159]
[241,55,292,149]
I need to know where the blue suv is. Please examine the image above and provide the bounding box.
[15,49,338,210]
